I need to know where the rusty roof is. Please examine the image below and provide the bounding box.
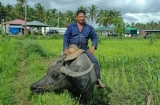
[5,19,26,25]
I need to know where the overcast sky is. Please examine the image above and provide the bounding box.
[1,0,160,24]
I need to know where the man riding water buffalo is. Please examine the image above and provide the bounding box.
[30,9,106,103]
[31,44,98,103]
[63,10,105,88]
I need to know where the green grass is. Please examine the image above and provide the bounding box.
[0,36,160,105]
[0,38,21,105]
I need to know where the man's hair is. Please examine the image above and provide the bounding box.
[76,10,86,16]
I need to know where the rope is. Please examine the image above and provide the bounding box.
[36,67,76,89]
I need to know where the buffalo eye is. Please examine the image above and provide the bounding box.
[52,72,59,79]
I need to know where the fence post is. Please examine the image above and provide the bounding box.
[147,92,152,105]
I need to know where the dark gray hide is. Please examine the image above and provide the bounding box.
[30,53,97,103]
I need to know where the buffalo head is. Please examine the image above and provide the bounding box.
[30,62,93,93]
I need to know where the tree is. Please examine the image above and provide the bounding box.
[27,6,36,21]
[87,4,99,26]
[34,2,45,21]
[65,10,75,26]
[113,17,124,35]
[0,2,5,23]
[15,0,25,19]
[77,6,88,12]
[4,4,14,21]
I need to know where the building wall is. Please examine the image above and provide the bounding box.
[42,27,67,35]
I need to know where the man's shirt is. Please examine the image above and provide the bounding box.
[63,22,98,50]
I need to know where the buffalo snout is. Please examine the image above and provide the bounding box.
[30,83,41,93]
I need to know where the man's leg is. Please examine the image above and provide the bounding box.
[84,51,105,88]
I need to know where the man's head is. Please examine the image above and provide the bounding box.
[76,10,86,24]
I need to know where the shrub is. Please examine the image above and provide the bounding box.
[25,43,47,58]
[47,34,63,39]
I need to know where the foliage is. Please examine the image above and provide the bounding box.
[1,38,160,105]
[24,42,48,58]
[1,1,160,32]
[10,34,63,40]
[0,1,123,28]
[113,17,125,39]
[96,39,160,105]
[24,43,56,58]
[89,87,111,105]
[0,38,21,105]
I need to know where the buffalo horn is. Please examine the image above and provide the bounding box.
[60,64,93,77]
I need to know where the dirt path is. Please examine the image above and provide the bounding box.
[11,46,31,105]
[11,47,56,105]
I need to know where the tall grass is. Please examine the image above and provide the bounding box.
[96,38,160,104]
[0,38,21,105]
[1,36,160,105]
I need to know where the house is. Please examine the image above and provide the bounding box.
[4,19,26,35]
[42,27,67,35]
[124,27,137,37]
[25,21,50,35]
[141,30,160,35]
[95,27,114,35]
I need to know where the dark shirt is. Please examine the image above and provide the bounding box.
[63,22,98,50]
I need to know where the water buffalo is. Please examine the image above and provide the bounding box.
[30,53,97,103]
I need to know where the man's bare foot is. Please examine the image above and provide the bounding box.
[97,79,105,88]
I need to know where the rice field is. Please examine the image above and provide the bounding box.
[0,36,160,105]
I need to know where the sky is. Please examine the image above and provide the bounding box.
[1,0,160,25]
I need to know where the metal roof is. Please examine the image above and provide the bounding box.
[125,27,137,30]
[95,27,114,31]
[142,30,160,32]
[26,21,50,27]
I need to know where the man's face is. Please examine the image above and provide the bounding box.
[76,13,86,24]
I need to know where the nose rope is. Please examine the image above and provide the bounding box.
[36,74,68,89]
[35,55,67,89]
[35,68,78,89]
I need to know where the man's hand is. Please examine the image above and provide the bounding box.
[87,46,95,54]
[64,49,69,55]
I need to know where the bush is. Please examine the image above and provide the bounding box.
[25,43,48,58]
[47,34,63,39]
[89,87,111,105]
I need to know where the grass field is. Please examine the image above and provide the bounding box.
[0,36,160,105]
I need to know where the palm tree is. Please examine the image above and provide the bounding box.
[0,2,5,22]
[4,4,14,21]
[87,4,99,26]
[34,2,45,21]
[50,9,58,26]
[15,0,25,19]
[113,17,124,35]
[131,22,135,27]
[111,10,121,18]
[100,10,111,27]
[77,6,88,12]
[65,10,76,26]
[44,9,51,25]
[0,2,4,13]
[59,12,67,27]
[108,10,121,26]
[96,9,104,27]
[27,6,36,21]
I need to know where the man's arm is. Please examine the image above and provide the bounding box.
[63,25,71,55]
[88,27,98,54]
[87,46,95,54]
